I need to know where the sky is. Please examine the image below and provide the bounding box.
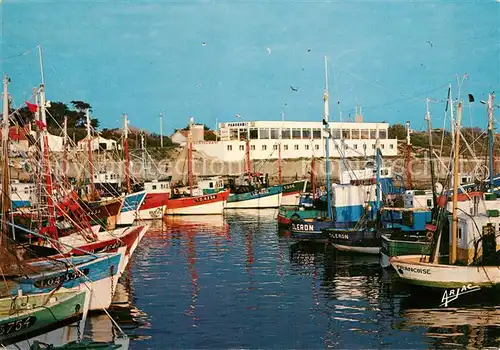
[1,0,499,135]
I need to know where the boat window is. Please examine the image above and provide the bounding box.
[209,182,214,188]
[251,145,255,151]
[292,128,301,139]
[105,175,108,180]
[262,145,267,151]
[249,128,258,139]
[427,199,432,207]
[458,227,462,239]
[372,144,375,149]
[312,129,321,139]
[305,145,309,150]
[239,145,245,151]
[152,185,157,190]
[273,144,278,150]
[281,128,291,139]
[354,144,358,149]
[352,129,360,139]
[260,129,270,139]
[390,144,394,149]
[370,129,377,139]
[270,128,280,139]
[284,145,288,151]
[379,129,387,139]
[227,145,232,151]
[294,145,299,150]
[462,177,467,184]
[302,129,311,139]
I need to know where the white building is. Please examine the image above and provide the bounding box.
[193,120,397,161]
[77,136,118,151]
[171,124,205,146]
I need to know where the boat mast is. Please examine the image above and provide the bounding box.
[123,113,131,194]
[375,141,381,213]
[141,131,146,180]
[405,121,412,189]
[450,102,463,265]
[86,109,95,199]
[278,112,284,184]
[1,75,11,248]
[188,117,193,196]
[425,99,438,208]
[487,93,495,188]
[62,116,68,185]
[39,83,58,241]
[311,156,316,200]
[245,126,251,181]
[324,55,332,220]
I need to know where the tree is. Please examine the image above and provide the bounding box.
[70,101,92,112]
[388,123,406,140]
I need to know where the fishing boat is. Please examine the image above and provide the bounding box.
[0,290,89,347]
[166,118,228,215]
[390,96,500,299]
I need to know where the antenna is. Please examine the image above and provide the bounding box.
[38,45,45,86]
[324,55,330,123]
[159,111,164,148]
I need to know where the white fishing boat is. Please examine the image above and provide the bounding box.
[391,95,500,293]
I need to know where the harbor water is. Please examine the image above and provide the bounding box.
[85,210,500,349]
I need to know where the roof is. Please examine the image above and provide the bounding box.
[77,135,117,143]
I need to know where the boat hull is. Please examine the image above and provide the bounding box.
[137,192,169,220]
[290,220,334,241]
[380,234,431,268]
[166,190,229,215]
[226,186,282,209]
[390,255,500,288]
[328,228,381,255]
[116,191,146,225]
[280,181,307,206]
[0,290,87,346]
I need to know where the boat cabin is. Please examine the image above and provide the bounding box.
[339,163,392,185]
[197,177,224,194]
[144,180,171,193]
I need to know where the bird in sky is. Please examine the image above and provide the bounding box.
[290,86,299,92]
[236,114,242,119]
[202,42,206,46]
[307,48,311,52]
[266,47,272,54]
[426,41,433,48]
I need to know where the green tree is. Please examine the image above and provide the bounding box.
[388,123,406,139]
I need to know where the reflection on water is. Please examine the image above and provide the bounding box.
[85,211,499,349]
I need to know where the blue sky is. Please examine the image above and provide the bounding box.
[1,0,499,134]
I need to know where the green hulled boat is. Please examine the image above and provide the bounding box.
[0,290,87,346]
[380,233,432,268]
[277,205,327,227]
[30,339,127,349]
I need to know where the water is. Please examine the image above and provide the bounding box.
[86,210,500,349]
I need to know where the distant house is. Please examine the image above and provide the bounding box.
[171,124,212,145]
[78,135,118,151]
[171,130,188,145]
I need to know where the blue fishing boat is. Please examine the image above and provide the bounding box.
[116,191,146,225]
[4,252,122,312]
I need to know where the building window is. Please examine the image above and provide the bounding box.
[370,129,377,139]
[331,129,341,139]
[361,130,369,139]
[227,145,233,151]
[379,129,387,139]
[262,145,267,151]
[273,144,278,150]
[230,129,239,140]
[352,129,360,139]
[315,144,320,150]
[251,145,255,150]
[302,129,311,139]
[372,144,375,149]
[284,145,288,150]
[294,145,299,150]
[312,128,321,139]
[354,144,358,149]
[270,128,280,139]
[282,128,291,139]
[239,145,245,151]
[342,129,350,139]
[381,144,385,149]
[390,144,394,149]
[260,128,270,139]
[292,128,301,139]
[305,145,309,150]
[249,128,258,140]
[239,128,248,140]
